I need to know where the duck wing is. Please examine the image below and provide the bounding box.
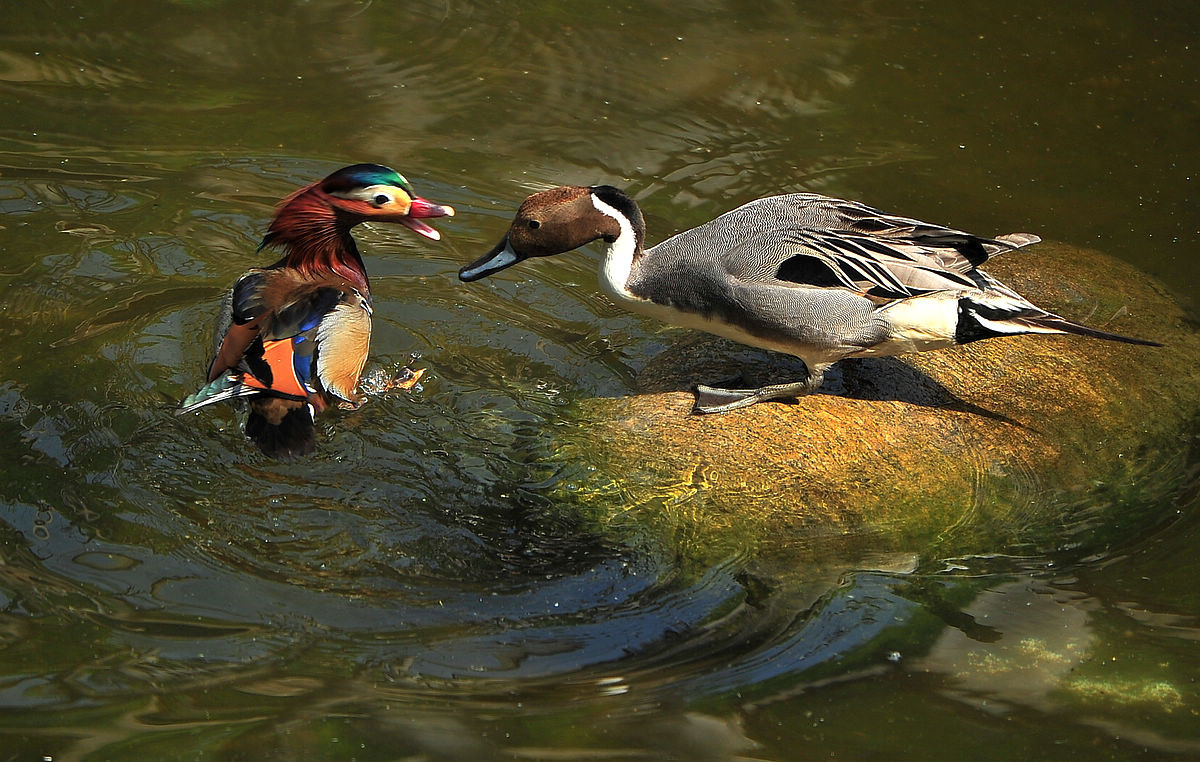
[773,195,1037,268]
[772,230,986,299]
[191,270,370,409]
[245,282,370,405]
[313,292,371,403]
[706,194,1039,300]
[204,268,293,381]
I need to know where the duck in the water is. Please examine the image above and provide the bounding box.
[459,185,1159,413]
[179,164,454,457]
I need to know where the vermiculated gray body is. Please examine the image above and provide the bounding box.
[624,196,900,365]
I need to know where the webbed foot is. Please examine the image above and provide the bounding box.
[693,370,826,414]
[358,366,427,398]
[380,366,426,392]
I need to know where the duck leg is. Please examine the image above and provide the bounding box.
[693,366,827,414]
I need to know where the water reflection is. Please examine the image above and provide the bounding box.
[0,0,1198,759]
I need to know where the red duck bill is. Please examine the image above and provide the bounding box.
[404,197,455,240]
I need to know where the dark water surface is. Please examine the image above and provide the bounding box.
[2,1,1198,759]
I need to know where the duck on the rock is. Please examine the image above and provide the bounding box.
[459,185,1159,413]
[179,163,454,457]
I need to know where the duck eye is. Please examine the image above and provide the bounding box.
[528,219,541,229]
[373,193,390,206]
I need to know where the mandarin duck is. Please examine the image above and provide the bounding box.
[179,163,454,457]
[460,185,1158,413]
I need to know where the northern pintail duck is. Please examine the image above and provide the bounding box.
[179,163,455,457]
[459,185,1158,413]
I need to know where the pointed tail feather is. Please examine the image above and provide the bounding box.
[177,372,261,414]
[958,293,1162,347]
[1022,314,1163,347]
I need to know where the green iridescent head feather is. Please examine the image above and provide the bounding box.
[321,163,414,196]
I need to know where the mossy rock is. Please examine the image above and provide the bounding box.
[559,243,1199,565]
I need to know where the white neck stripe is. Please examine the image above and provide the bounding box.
[590,193,639,300]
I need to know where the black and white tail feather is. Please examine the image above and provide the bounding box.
[945,234,1160,348]
[955,291,1161,347]
[832,228,1161,349]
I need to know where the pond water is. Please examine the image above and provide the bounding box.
[1,1,1198,759]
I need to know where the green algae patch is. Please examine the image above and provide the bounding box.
[556,243,1200,563]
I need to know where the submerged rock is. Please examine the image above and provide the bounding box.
[562,243,1199,562]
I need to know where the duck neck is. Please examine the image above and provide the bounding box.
[589,190,645,301]
[260,185,370,292]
